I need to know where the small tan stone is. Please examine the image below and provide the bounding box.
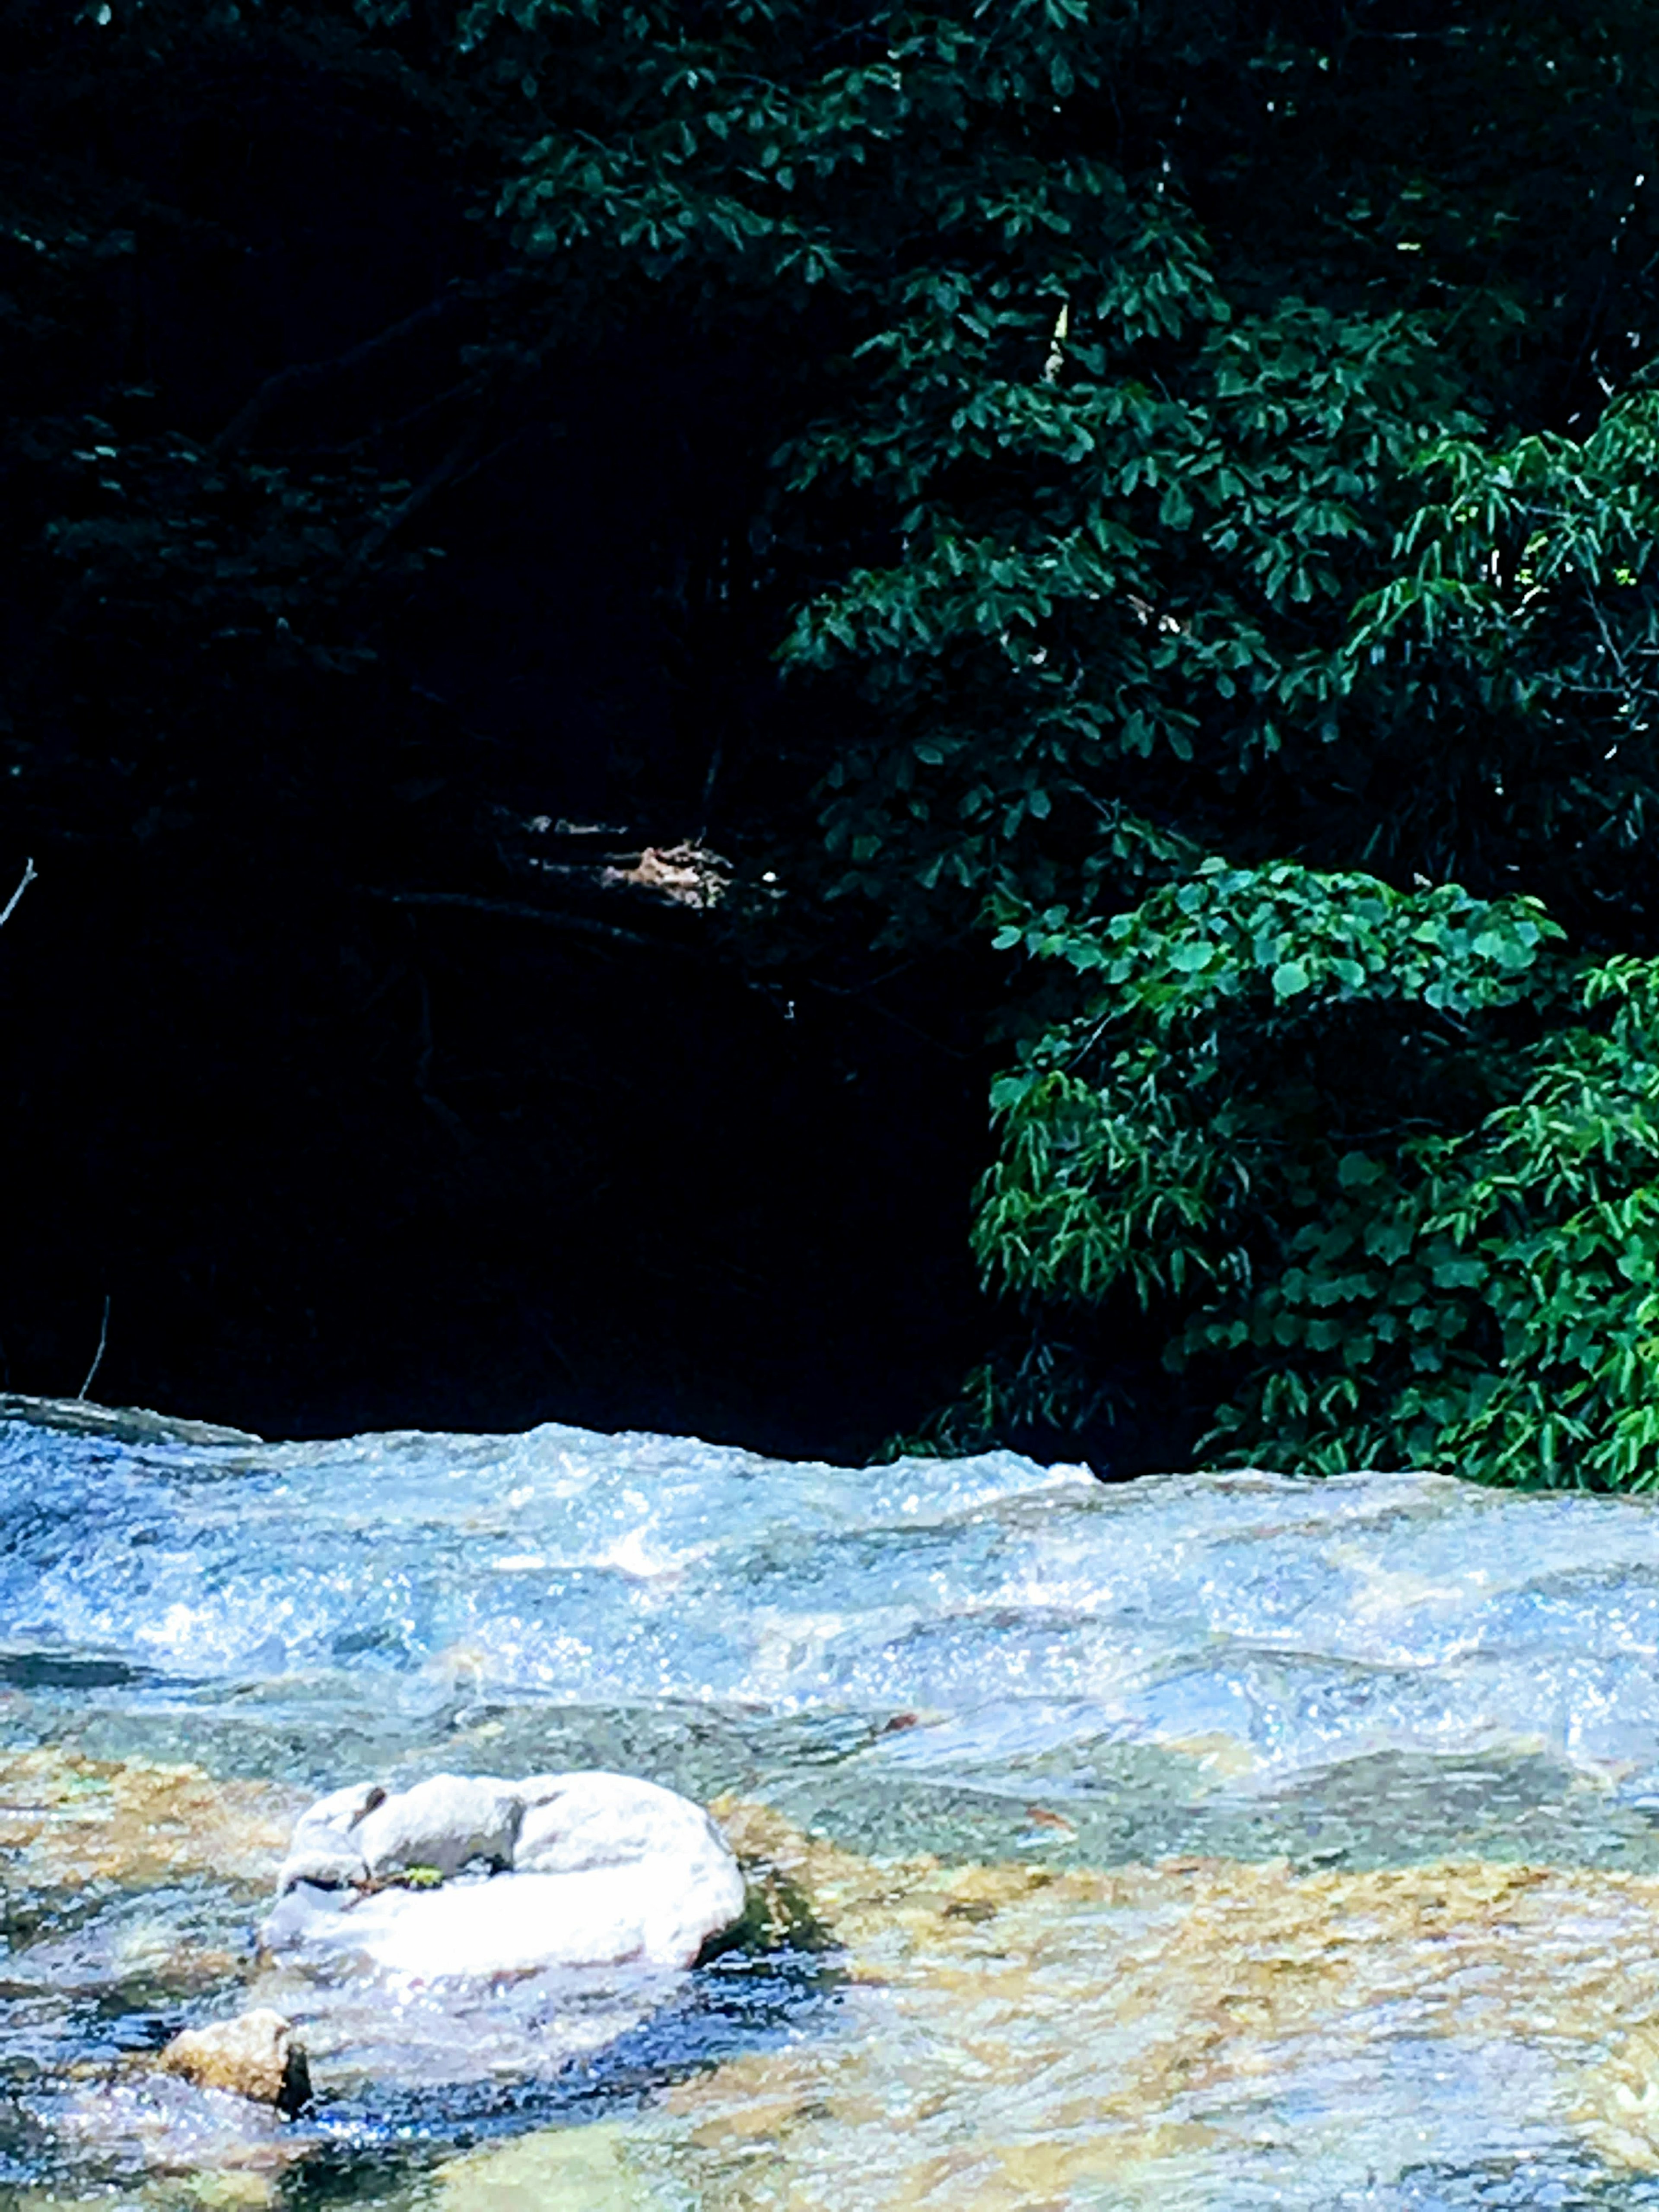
[158,2009,311,2117]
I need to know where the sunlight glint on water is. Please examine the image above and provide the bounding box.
[8,1409,1659,2206]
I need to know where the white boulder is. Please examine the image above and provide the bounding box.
[513,1770,730,1877]
[263,1769,747,1979]
[276,1780,385,1894]
[354,1773,523,1881]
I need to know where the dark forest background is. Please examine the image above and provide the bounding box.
[6,1,1659,1481]
[0,0,1004,1456]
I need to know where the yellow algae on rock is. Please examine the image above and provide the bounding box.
[671,1798,1659,2205]
[178,2179,278,2209]
[1574,2022,1659,2171]
[0,1747,300,1891]
[24,1776,1659,2204]
[4,2179,277,2211]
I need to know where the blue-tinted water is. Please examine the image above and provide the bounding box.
[7,1402,1659,2206]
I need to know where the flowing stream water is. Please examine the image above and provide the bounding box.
[8,1399,1659,2207]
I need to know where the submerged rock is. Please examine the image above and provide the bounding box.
[265,1770,746,1977]
[157,2008,311,2116]
[0,1746,299,1894]
[52,2070,302,2189]
[434,2121,659,2209]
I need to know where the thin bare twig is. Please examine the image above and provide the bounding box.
[0,858,37,930]
[77,1296,110,1403]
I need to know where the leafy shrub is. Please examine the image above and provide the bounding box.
[977,868,1659,1486]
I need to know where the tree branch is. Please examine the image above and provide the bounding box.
[345,413,492,575]
[298,374,486,460]
[361,887,683,956]
[210,271,526,458]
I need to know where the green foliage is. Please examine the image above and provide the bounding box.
[979,864,1561,1305]
[393,1863,446,1889]
[976,872,1659,1486]
[12,0,1659,1481]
